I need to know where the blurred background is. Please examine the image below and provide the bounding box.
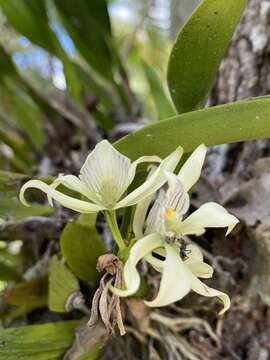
[1,0,270,359]
[0,0,200,175]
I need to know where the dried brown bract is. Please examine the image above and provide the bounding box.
[88,254,126,336]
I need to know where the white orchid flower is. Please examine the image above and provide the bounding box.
[111,144,239,314]
[19,140,183,214]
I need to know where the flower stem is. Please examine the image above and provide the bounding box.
[105,210,126,251]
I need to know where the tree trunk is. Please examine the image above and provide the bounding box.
[203,2,270,358]
[211,0,270,104]
[209,0,270,178]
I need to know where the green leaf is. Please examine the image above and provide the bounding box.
[3,277,48,310]
[8,90,45,152]
[0,45,21,84]
[0,171,27,192]
[0,262,21,281]
[0,0,82,100]
[0,126,31,168]
[0,46,60,119]
[0,171,54,220]
[77,214,97,228]
[115,97,270,159]
[0,171,53,221]
[0,320,78,360]
[0,0,54,53]
[167,0,247,113]
[60,222,105,283]
[0,83,45,153]
[142,60,175,120]
[48,256,80,313]
[0,193,54,221]
[53,0,114,80]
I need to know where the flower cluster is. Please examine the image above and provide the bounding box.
[20,140,238,314]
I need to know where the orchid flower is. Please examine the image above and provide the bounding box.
[20,140,183,214]
[111,144,239,314]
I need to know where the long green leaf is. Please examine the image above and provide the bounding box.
[142,60,175,120]
[115,97,270,158]
[0,126,31,167]
[0,320,78,360]
[0,0,54,53]
[48,256,80,313]
[0,46,21,84]
[0,0,82,100]
[0,171,30,192]
[167,0,247,113]
[0,193,54,221]
[0,85,45,152]
[0,171,54,221]
[53,0,114,80]
[10,95,45,152]
[0,46,57,119]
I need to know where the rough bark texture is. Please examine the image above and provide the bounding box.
[204,1,270,359]
[211,0,270,104]
[208,0,270,179]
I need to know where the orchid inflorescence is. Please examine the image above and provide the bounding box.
[20,140,239,315]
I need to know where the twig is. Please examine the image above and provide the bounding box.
[0,216,66,242]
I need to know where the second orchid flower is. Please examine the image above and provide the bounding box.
[111,144,239,314]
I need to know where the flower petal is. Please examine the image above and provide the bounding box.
[127,156,161,186]
[51,175,100,203]
[178,202,239,236]
[133,166,157,238]
[178,144,207,191]
[116,146,183,209]
[145,190,166,235]
[165,172,190,217]
[183,244,213,278]
[110,233,163,297]
[184,244,203,264]
[153,247,167,257]
[145,244,191,307]
[186,262,213,278]
[146,172,190,235]
[189,273,230,315]
[80,140,131,208]
[19,180,105,213]
[144,253,164,272]
[133,193,154,238]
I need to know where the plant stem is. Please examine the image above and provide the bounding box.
[105,210,126,251]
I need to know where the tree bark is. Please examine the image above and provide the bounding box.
[204,2,270,358]
[208,0,270,178]
[211,0,270,104]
